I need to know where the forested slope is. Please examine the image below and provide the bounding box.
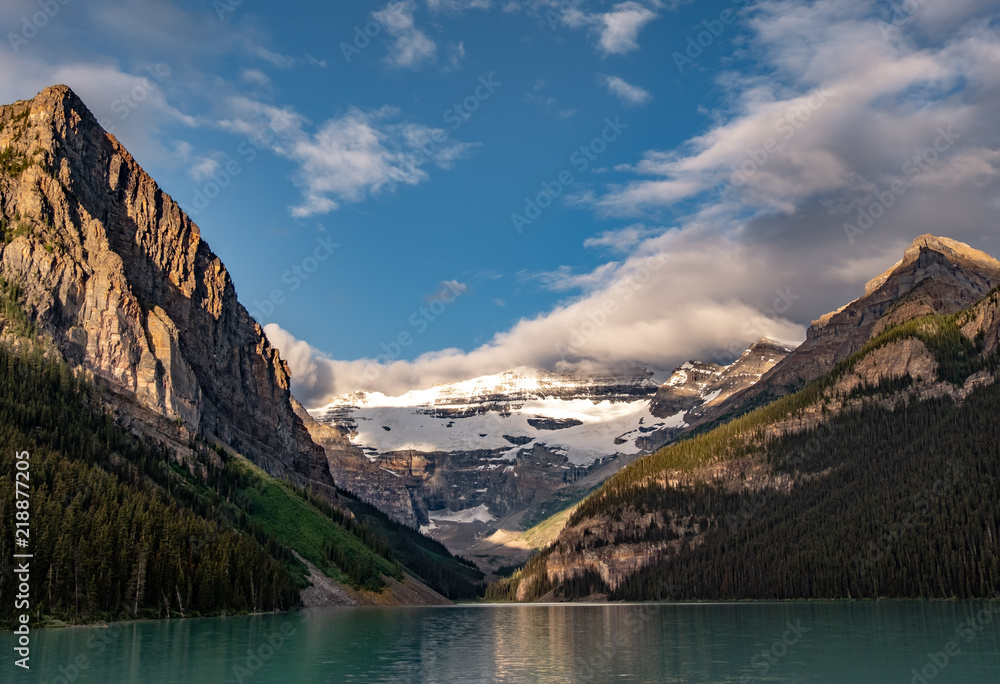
[0,344,481,627]
[489,292,1000,602]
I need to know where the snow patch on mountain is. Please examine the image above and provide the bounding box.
[429,504,496,524]
[309,367,666,466]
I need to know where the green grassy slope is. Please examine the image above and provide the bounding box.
[0,342,480,628]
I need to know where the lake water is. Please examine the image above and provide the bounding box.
[4,602,999,683]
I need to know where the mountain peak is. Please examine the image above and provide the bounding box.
[747,337,795,354]
[731,233,1000,412]
[865,234,1000,295]
[646,339,791,424]
[15,84,92,123]
[905,233,1000,270]
[36,83,77,101]
[0,86,335,497]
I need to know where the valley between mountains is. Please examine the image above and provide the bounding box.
[1,86,998,624]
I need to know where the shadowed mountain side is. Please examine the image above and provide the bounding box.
[292,397,425,527]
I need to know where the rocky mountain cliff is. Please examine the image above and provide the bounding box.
[291,397,423,526]
[720,235,1000,415]
[640,338,792,450]
[0,85,334,494]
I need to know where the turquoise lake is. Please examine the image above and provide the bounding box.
[3,602,999,683]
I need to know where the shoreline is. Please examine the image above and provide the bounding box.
[7,596,1000,632]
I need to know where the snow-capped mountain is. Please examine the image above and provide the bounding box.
[310,367,665,467]
[308,344,790,563]
[640,338,794,449]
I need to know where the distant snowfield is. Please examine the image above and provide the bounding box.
[309,368,683,467]
[336,399,683,465]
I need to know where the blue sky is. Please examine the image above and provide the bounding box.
[3,0,999,403]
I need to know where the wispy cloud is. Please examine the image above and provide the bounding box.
[239,68,271,87]
[426,0,491,12]
[446,41,467,70]
[524,77,575,118]
[218,97,478,217]
[584,224,660,251]
[593,1,1000,217]
[250,45,297,69]
[188,155,222,182]
[374,0,437,69]
[290,109,477,216]
[602,74,652,105]
[434,280,468,299]
[518,261,622,292]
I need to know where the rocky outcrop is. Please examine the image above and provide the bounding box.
[639,338,791,450]
[292,398,422,525]
[648,360,725,418]
[722,235,1000,413]
[0,85,334,494]
[837,338,938,393]
[650,338,792,419]
[542,508,699,594]
[961,286,1000,354]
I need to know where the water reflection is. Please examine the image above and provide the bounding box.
[3,601,999,683]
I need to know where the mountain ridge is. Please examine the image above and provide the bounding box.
[711,233,1000,425]
[487,235,1000,602]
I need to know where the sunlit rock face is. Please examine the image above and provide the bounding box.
[721,234,1000,414]
[0,85,334,495]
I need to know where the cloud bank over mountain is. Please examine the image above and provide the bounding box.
[268,0,1000,403]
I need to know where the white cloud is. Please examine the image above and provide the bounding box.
[602,74,652,105]
[188,156,222,182]
[251,46,296,69]
[584,224,660,252]
[276,106,475,217]
[217,96,304,142]
[288,109,477,216]
[264,0,1000,403]
[563,1,660,56]
[217,96,477,216]
[266,229,807,403]
[446,41,467,70]
[427,0,491,11]
[240,68,271,86]
[596,1,659,55]
[518,262,621,292]
[593,1,1000,217]
[436,280,468,298]
[373,1,437,69]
